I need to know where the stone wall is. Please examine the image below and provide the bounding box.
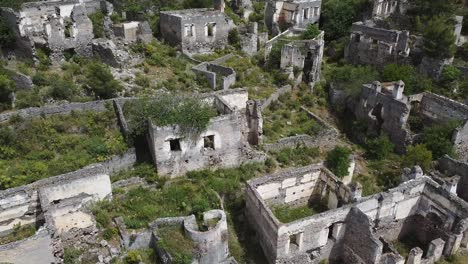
[260,84,292,111]
[438,155,468,203]
[454,121,468,162]
[246,166,468,263]
[192,57,236,90]
[263,107,339,152]
[418,92,468,123]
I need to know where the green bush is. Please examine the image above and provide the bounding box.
[63,248,83,264]
[302,24,320,40]
[404,144,433,171]
[326,146,352,178]
[422,121,459,159]
[321,0,370,41]
[124,95,216,137]
[48,76,77,100]
[84,61,123,99]
[125,250,142,264]
[382,64,433,94]
[366,134,394,160]
[0,74,15,111]
[423,16,457,59]
[228,28,241,49]
[440,65,461,84]
[88,11,105,38]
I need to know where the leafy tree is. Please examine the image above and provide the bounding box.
[84,62,122,99]
[404,144,432,171]
[408,0,458,19]
[422,121,459,159]
[302,24,320,40]
[324,64,379,98]
[0,18,15,48]
[366,134,394,160]
[423,17,457,59]
[321,0,369,41]
[382,64,433,94]
[0,74,15,110]
[326,146,352,178]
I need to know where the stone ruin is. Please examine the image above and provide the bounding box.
[345,21,410,68]
[265,0,322,36]
[118,89,265,178]
[0,0,153,64]
[0,165,113,263]
[331,80,468,154]
[192,54,237,90]
[246,164,468,264]
[265,28,325,89]
[159,0,235,54]
[152,209,237,264]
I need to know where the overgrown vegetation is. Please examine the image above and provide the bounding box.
[325,146,352,178]
[272,204,321,223]
[124,95,217,137]
[156,225,195,264]
[263,92,321,143]
[0,110,127,189]
[88,11,105,38]
[270,146,320,168]
[0,223,35,245]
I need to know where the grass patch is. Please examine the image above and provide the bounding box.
[156,225,195,264]
[0,223,36,245]
[263,93,322,143]
[436,250,468,264]
[270,146,320,167]
[272,204,324,223]
[0,110,127,189]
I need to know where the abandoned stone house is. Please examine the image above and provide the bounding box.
[0,0,113,61]
[339,79,468,154]
[265,0,322,36]
[113,21,153,44]
[143,89,263,177]
[265,28,325,88]
[0,165,113,263]
[159,0,235,54]
[246,164,468,264]
[345,21,410,67]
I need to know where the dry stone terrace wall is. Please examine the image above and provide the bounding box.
[247,165,468,263]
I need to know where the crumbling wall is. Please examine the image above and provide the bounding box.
[148,114,244,177]
[345,21,410,67]
[354,82,411,153]
[438,155,468,203]
[0,229,56,264]
[418,92,468,123]
[193,62,236,90]
[342,207,383,264]
[454,121,468,162]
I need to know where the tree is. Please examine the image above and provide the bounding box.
[49,76,77,100]
[382,64,433,94]
[440,65,461,84]
[321,0,369,41]
[423,17,457,59]
[84,62,122,99]
[228,29,241,49]
[302,24,320,40]
[422,121,459,159]
[0,74,15,110]
[326,146,352,178]
[0,18,15,49]
[404,144,432,171]
[366,134,394,160]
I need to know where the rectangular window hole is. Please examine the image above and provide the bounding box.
[204,135,215,150]
[170,139,181,151]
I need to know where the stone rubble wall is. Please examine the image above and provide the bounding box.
[418,92,468,123]
[438,155,468,203]
[454,120,468,163]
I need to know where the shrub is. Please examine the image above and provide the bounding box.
[440,65,461,84]
[49,76,77,100]
[0,18,15,48]
[88,11,105,38]
[382,64,432,94]
[422,121,459,159]
[302,24,320,40]
[125,250,142,264]
[423,16,456,59]
[0,74,15,110]
[84,61,123,99]
[404,144,432,171]
[366,134,394,160]
[124,95,216,137]
[228,28,241,49]
[63,248,82,264]
[326,146,352,178]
